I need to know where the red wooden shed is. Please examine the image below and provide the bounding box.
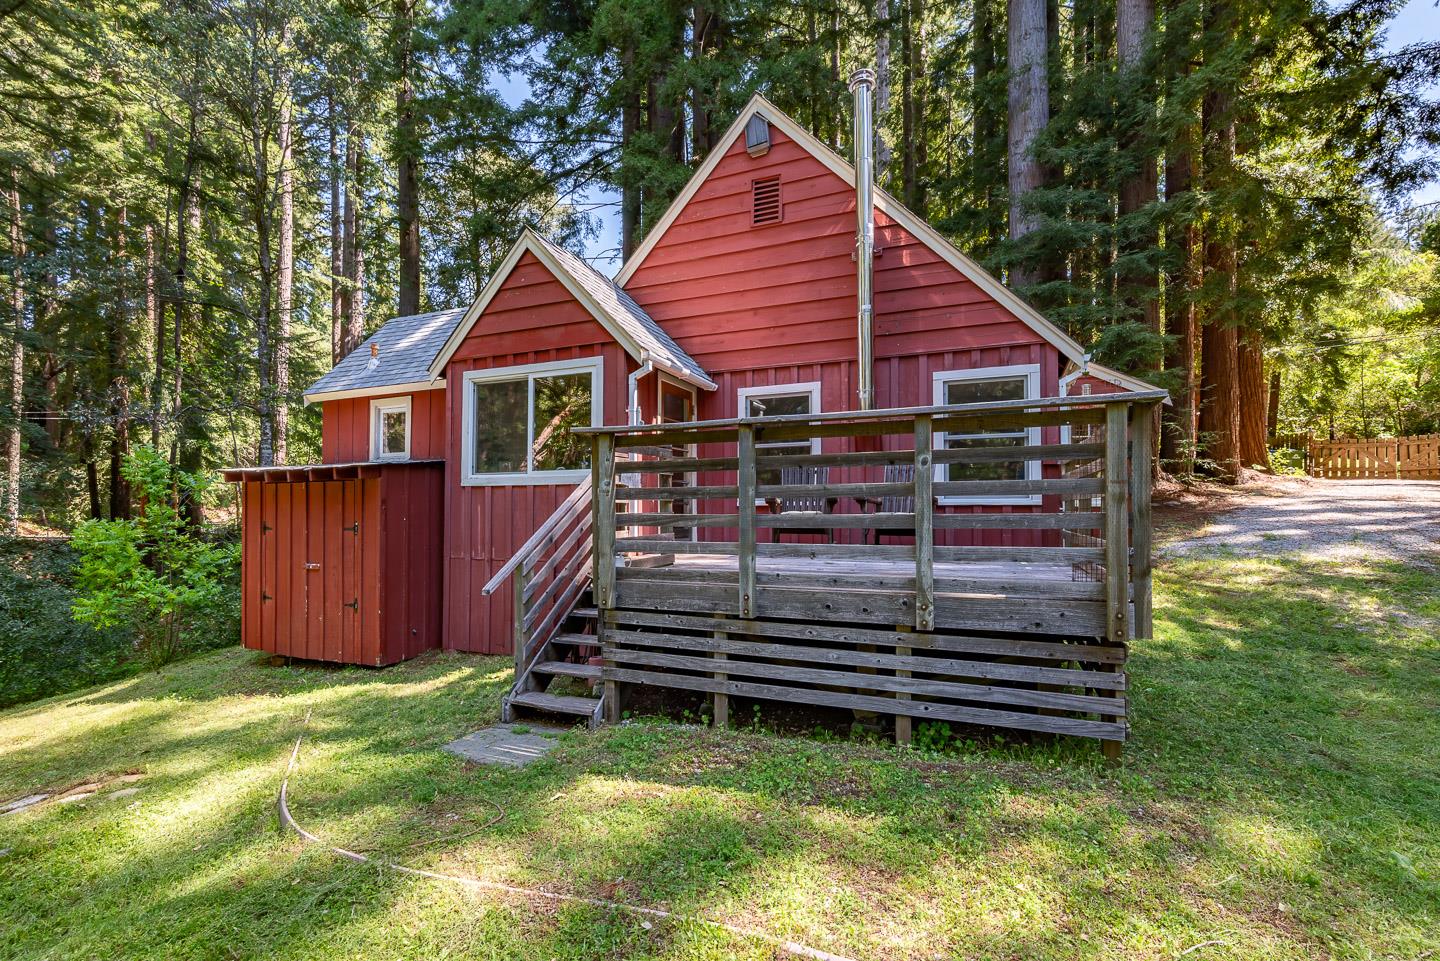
[222,461,444,666]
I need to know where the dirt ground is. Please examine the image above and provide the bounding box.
[1154,472,1440,565]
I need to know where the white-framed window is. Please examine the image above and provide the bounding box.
[932,364,1041,505]
[461,356,603,486]
[370,396,411,461]
[737,381,822,489]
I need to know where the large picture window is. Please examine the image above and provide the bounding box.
[737,382,821,489]
[932,365,1041,505]
[462,357,603,485]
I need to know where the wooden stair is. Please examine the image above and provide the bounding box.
[502,590,606,729]
[507,690,604,717]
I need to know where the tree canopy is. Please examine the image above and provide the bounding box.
[2,0,1437,530]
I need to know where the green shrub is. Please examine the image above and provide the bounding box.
[70,448,239,669]
[0,539,138,707]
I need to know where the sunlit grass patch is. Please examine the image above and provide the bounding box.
[1,554,1437,959]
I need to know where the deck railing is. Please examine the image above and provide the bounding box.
[575,391,1164,754]
[580,392,1163,640]
[482,480,594,689]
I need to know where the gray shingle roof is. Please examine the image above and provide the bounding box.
[304,308,466,399]
[531,235,715,389]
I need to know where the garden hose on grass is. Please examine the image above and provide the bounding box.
[277,713,859,961]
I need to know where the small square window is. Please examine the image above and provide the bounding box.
[371,397,411,461]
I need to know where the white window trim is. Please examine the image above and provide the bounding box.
[736,381,823,454]
[932,364,1042,506]
[370,396,412,462]
[736,381,822,506]
[461,356,604,486]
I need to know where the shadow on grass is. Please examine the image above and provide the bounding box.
[3,553,1438,959]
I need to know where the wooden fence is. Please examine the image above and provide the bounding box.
[1308,434,1440,480]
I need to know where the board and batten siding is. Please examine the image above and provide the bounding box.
[442,250,634,654]
[321,388,447,463]
[622,123,1063,546]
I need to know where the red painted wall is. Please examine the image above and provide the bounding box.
[443,251,634,654]
[321,388,447,463]
[622,125,1059,410]
[622,124,1065,546]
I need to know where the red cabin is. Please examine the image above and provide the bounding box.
[227,91,1162,751]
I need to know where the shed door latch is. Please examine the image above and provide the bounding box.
[344,522,359,534]
[261,592,272,602]
[304,562,321,571]
[343,598,359,611]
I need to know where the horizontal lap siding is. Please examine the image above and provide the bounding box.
[623,126,1061,547]
[321,389,446,463]
[443,251,634,654]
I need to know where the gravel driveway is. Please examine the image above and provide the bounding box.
[1156,475,1440,564]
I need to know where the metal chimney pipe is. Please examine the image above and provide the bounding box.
[848,68,877,411]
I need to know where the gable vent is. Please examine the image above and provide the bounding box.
[751,177,782,226]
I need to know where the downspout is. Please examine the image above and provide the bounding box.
[849,68,876,411]
[627,355,655,425]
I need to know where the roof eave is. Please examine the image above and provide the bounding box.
[302,378,446,406]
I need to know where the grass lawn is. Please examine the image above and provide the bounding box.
[2,554,1437,960]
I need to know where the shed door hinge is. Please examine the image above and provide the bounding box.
[344,598,359,611]
[261,523,272,533]
[344,522,359,534]
[261,592,272,602]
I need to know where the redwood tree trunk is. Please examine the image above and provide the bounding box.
[108,206,131,519]
[1237,327,1268,468]
[1161,136,1198,471]
[329,95,344,365]
[276,94,294,465]
[691,3,721,156]
[4,170,24,535]
[1266,368,1281,442]
[620,44,641,260]
[874,0,893,182]
[1199,321,1240,482]
[340,125,365,359]
[252,100,275,468]
[1007,0,1049,289]
[900,0,927,211]
[1116,0,1159,354]
[394,0,421,316]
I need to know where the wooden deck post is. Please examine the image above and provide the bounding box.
[1128,402,1154,641]
[713,614,729,729]
[913,415,935,633]
[895,624,912,746]
[1102,403,1131,764]
[513,565,529,678]
[737,425,756,619]
[594,435,620,725]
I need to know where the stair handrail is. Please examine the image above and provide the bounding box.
[481,480,592,597]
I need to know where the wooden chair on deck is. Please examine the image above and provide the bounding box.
[865,463,938,544]
[765,466,838,543]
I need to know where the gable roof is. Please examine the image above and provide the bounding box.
[304,308,466,403]
[427,230,715,390]
[613,93,1094,370]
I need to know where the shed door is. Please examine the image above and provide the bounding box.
[256,480,365,663]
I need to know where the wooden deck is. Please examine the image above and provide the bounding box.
[613,551,1119,636]
[504,391,1164,756]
